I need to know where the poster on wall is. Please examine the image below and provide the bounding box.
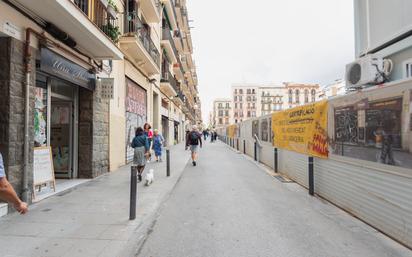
[271,100,329,158]
[332,97,412,169]
[125,79,147,163]
[34,87,47,147]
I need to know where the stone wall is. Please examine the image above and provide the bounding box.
[78,84,110,178]
[0,37,35,204]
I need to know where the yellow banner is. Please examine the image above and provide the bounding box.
[271,101,329,158]
[227,125,237,138]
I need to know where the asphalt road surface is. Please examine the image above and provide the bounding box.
[136,141,412,257]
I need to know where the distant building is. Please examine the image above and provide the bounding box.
[231,83,320,123]
[212,99,232,128]
[318,79,347,100]
[232,84,259,123]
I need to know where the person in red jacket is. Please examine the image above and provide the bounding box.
[186,125,202,166]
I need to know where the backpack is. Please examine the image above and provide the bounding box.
[190,131,199,145]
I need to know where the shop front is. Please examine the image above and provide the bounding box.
[35,48,95,179]
[125,78,147,163]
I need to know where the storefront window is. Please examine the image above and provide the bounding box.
[34,77,48,147]
[252,120,259,138]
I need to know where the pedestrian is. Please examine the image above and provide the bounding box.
[131,127,150,182]
[0,153,28,214]
[210,130,215,143]
[153,129,164,162]
[203,129,208,140]
[186,125,202,166]
[144,123,153,162]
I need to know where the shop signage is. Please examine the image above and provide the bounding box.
[272,101,329,158]
[33,147,56,198]
[40,48,95,90]
[354,98,369,110]
[369,98,402,110]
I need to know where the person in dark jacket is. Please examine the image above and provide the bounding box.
[131,127,150,182]
[186,125,202,166]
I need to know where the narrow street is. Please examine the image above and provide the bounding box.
[136,141,412,257]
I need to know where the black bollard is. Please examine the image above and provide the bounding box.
[129,166,138,220]
[243,140,246,154]
[237,139,239,151]
[254,142,257,161]
[166,149,170,177]
[308,156,314,196]
[274,148,278,173]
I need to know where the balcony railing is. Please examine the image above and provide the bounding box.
[74,0,120,43]
[126,12,160,67]
[162,27,179,59]
[161,70,179,93]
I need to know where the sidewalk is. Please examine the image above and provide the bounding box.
[0,143,190,257]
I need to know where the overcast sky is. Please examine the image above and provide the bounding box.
[186,0,355,123]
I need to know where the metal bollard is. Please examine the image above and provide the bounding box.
[129,166,138,220]
[308,156,314,196]
[274,148,278,173]
[254,142,257,161]
[237,139,239,151]
[243,140,246,154]
[166,149,170,177]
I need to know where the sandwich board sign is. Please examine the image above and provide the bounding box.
[33,147,56,198]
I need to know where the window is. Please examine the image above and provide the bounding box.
[218,103,222,108]
[252,120,259,138]
[225,110,229,116]
[252,111,256,117]
[235,103,238,108]
[247,111,251,117]
[311,89,316,102]
[247,96,251,101]
[288,89,293,104]
[239,89,243,94]
[234,96,237,101]
[252,89,255,94]
[235,119,238,123]
[239,96,242,101]
[219,118,223,124]
[235,89,238,94]
[218,110,223,116]
[252,103,255,108]
[295,89,300,103]
[226,103,230,108]
[248,103,251,108]
[225,118,229,124]
[240,103,243,108]
[404,59,412,78]
[247,89,251,94]
[304,89,309,103]
[234,112,238,117]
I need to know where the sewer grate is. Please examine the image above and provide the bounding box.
[273,175,294,183]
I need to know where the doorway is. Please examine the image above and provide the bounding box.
[50,79,78,179]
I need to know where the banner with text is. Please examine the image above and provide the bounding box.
[271,100,329,158]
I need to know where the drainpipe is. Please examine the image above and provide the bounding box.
[22,28,35,202]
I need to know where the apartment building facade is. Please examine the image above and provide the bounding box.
[212,99,232,128]
[0,0,200,209]
[231,83,319,123]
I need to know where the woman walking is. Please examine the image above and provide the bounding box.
[131,127,150,182]
[153,129,164,162]
[144,123,153,162]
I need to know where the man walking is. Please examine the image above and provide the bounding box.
[186,125,202,166]
[0,153,28,214]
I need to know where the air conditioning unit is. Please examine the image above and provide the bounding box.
[345,55,393,89]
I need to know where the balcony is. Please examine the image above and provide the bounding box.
[161,0,178,30]
[161,70,178,98]
[161,27,178,63]
[173,61,185,80]
[119,12,160,75]
[140,0,162,23]
[13,0,123,60]
[173,30,184,52]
